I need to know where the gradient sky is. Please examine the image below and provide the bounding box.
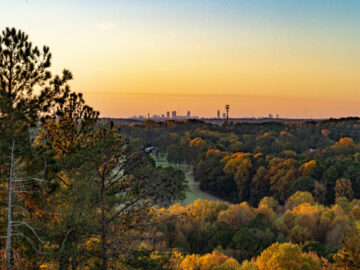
[1,0,360,118]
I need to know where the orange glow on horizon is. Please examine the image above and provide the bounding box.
[83,92,360,119]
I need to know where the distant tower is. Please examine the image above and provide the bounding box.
[217,110,220,118]
[187,110,191,118]
[225,105,230,121]
[166,111,170,119]
[222,113,226,119]
[172,111,177,119]
[147,113,150,119]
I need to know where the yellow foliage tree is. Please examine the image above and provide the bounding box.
[222,153,252,199]
[222,153,252,178]
[337,137,355,147]
[190,137,207,149]
[187,200,229,221]
[255,243,321,270]
[214,258,242,270]
[217,202,255,230]
[178,251,240,270]
[259,196,278,210]
[285,192,316,210]
[352,205,360,220]
[180,254,201,270]
[256,205,275,221]
[206,149,222,158]
[239,260,257,270]
[166,250,184,270]
[197,250,228,270]
[267,158,298,202]
[299,160,316,176]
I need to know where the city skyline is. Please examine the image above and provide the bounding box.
[85,91,355,119]
[131,106,283,120]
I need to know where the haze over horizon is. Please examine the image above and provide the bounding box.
[2,0,360,118]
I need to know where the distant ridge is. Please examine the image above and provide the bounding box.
[100,117,329,125]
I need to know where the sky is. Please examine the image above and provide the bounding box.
[1,0,360,118]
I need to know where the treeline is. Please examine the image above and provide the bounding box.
[116,116,360,269]
[120,118,360,206]
[134,195,360,269]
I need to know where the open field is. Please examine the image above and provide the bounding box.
[151,153,224,206]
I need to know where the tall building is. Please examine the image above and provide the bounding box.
[225,105,230,121]
[171,111,177,119]
[222,113,226,119]
[166,111,170,118]
[217,110,220,118]
[187,110,191,118]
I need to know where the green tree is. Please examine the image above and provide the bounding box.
[0,27,72,268]
[84,127,187,269]
[335,178,354,200]
[167,144,185,167]
[231,228,258,260]
[288,176,315,197]
[35,82,100,269]
[334,222,360,269]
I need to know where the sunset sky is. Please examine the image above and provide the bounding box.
[2,0,360,118]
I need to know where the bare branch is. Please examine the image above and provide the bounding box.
[12,232,42,254]
[11,205,31,216]
[13,223,44,243]
[59,229,73,253]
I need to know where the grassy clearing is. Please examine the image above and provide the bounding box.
[151,153,223,206]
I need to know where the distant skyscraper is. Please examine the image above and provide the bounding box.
[187,110,191,118]
[172,111,177,119]
[268,113,273,119]
[222,113,226,119]
[217,110,220,118]
[166,111,170,118]
[225,105,230,121]
[147,113,150,119]
[276,114,279,119]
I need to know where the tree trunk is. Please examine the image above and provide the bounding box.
[6,141,15,269]
[101,174,108,270]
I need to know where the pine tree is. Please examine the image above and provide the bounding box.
[0,27,72,268]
